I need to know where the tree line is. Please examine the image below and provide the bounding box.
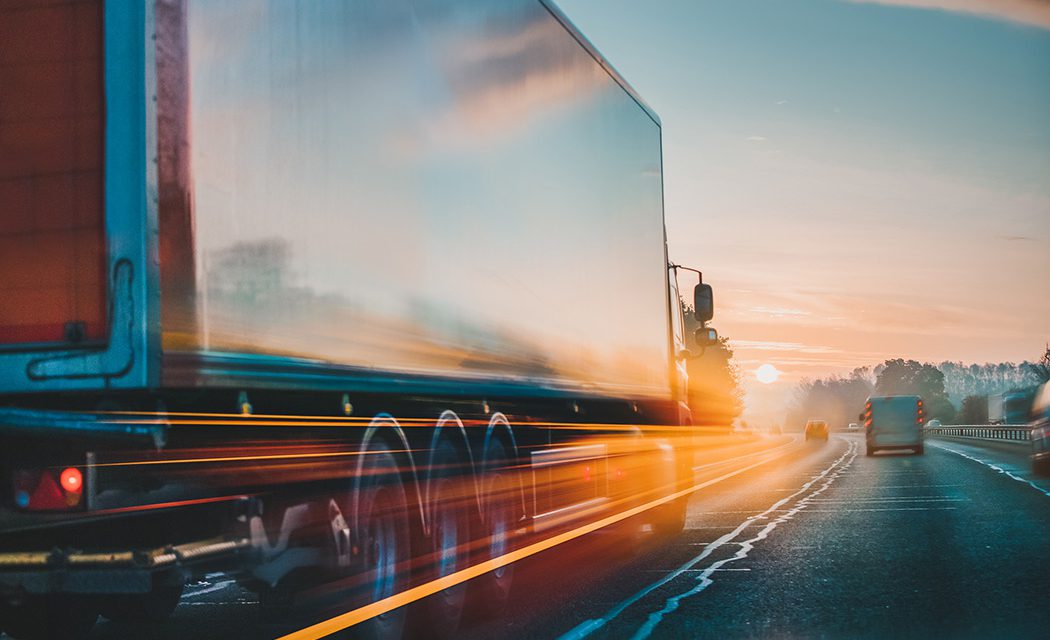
[789,347,1050,429]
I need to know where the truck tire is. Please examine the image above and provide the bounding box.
[466,438,517,620]
[353,442,411,640]
[653,495,688,537]
[415,440,471,638]
[915,445,925,456]
[866,445,876,457]
[0,596,98,640]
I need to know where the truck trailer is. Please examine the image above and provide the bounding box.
[0,1,715,638]
[988,390,1035,425]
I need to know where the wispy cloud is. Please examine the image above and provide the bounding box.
[746,306,810,318]
[745,135,767,142]
[732,340,840,354]
[845,0,1050,30]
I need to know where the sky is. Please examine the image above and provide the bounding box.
[557,0,1050,426]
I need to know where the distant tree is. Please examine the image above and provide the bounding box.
[875,359,955,422]
[681,301,743,428]
[1025,345,1050,384]
[938,357,1047,405]
[957,394,988,425]
[787,367,875,432]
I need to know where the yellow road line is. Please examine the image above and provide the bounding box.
[278,441,797,640]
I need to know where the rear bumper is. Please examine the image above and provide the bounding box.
[0,537,249,596]
[867,438,922,450]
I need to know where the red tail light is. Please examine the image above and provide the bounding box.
[13,467,85,511]
[60,467,83,493]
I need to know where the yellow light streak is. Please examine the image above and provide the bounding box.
[91,449,413,468]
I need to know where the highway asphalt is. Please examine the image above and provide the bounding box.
[77,432,1049,640]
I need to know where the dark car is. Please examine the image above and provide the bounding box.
[1030,382,1050,476]
[805,420,829,441]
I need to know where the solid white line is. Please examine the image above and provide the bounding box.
[559,441,856,640]
[808,497,966,502]
[868,484,967,488]
[929,442,1050,498]
[803,507,958,512]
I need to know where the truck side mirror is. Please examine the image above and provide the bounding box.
[694,326,718,349]
[694,283,713,323]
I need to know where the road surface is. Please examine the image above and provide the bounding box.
[72,433,1050,639]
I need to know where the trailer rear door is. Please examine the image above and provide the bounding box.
[0,0,107,347]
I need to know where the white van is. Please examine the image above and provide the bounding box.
[863,395,925,456]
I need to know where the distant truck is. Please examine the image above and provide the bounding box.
[0,2,718,638]
[988,390,1036,425]
[863,396,925,456]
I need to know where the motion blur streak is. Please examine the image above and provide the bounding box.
[89,448,401,468]
[278,441,796,640]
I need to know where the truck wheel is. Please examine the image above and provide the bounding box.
[1,596,98,640]
[99,574,183,623]
[915,445,925,456]
[415,440,470,638]
[466,438,517,620]
[653,496,688,536]
[866,446,876,457]
[353,442,411,640]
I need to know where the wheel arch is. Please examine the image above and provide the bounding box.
[354,413,427,536]
[481,412,527,522]
[423,410,481,535]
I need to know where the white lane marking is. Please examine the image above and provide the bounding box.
[626,441,858,640]
[870,484,966,489]
[182,579,236,599]
[930,442,1050,498]
[646,568,752,573]
[803,507,958,512]
[559,440,856,640]
[809,497,966,503]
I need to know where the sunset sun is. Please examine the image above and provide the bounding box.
[756,363,781,384]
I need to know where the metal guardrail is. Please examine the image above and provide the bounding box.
[924,425,1030,442]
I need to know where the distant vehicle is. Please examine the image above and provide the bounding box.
[1029,382,1050,476]
[805,420,829,441]
[863,396,925,456]
[847,422,860,431]
[989,390,1036,425]
[925,419,942,428]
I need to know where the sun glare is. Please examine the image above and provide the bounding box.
[756,363,780,384]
